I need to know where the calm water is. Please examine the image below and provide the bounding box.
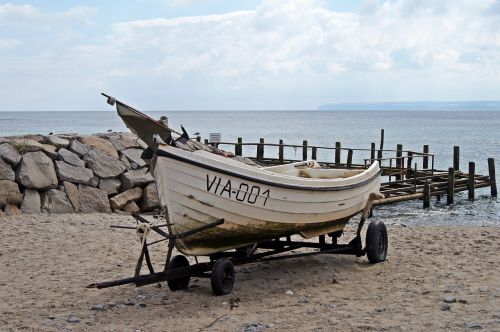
[1,110,499,226]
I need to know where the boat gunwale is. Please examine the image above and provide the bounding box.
[155,148,382,192]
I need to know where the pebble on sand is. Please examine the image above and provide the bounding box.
[443,296,456,304]
[441,303,452,311]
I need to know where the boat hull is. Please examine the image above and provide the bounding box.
[153,146,381,256]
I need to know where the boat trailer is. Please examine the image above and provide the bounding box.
[88,197,388,296]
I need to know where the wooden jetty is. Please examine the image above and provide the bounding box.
[203,129,497,208]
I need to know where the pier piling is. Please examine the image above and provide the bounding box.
[447,167,455,205]
[406,152,413,179]
[488,158,497,197]
[377,129,384,160]
[396,144,403,180]
[312,146,317,161]
[335,142,341,166]
[370,143,376,162]
[468,162,475,200]
[257,138,264,161]
[347,149,353,168]
[423,180,430,208]
[453,146,460,171]
[235,137,242,156]
[423,145,429,169]
[278,140,284,164]
[303,140,308,161]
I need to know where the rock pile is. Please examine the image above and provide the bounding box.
[0,132,160,216]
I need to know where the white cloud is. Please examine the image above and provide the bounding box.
[0,38,20,49]
[1,0,500,110]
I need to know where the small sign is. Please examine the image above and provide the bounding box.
[209,133,221,143]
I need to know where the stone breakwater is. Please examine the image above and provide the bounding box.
[0,132,160,217]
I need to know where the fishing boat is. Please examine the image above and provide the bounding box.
[153,145,382,255]
[90,94,387,296]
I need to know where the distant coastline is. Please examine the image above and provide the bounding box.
[318,101,500,111]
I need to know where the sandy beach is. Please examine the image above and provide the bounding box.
[0,213,499,331]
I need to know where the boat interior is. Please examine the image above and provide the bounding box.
[263,161,365,179]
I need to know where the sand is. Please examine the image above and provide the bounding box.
[0,213,499,331]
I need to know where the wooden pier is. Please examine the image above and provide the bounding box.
[206,130,497,208]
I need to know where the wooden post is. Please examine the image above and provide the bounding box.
[453,146,460,171]
[312,146,317,160]
[302,140,308,161]
[204,138,209,145]
[235,137,242,156]
[347,149,353,168]
[196,136,201,142]
[335,142,341,166]
[423,180,430,208]
[406,152,413,179]
[370,143,376,162]
[468,161,475,200]
[447,167,455,205]
[257,138,264,161]
[413,163,418,193]
[377,129,384,160]
[423,145,429,169]
[278,140,284,164]
[488,158,497,197]
[396,144,403,180]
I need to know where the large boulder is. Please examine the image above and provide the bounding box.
[98,178,121,196]
[79,136,118,158]
[20,189,41,214]
[121,168,154,190]
[69,139,91,157]
[121,148,147,168]
[11,139,44,153]
[16,151,58,190]
[0,158,15,181]
[58,148,85,167]
[41,144,58,159]
[141,183,160,211]
[120,154,132,170]
[0,180,22,208]
[55,160,93,185]
[41,189,74,214]
[5,204,22,216]
[123,201,140,214]
[78,185,111,213]
[109,187,143,210]
[109,134,141,151]
[43,135,70,148]
[0,143,21,166]
[84,149,126,179]
[63,181,80,212]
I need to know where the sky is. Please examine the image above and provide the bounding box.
[1,0,499,111]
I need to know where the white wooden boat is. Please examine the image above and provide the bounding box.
[153,144,382,255]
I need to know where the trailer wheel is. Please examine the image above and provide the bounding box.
[211,258,235,296]
[167,255,190,291]
[366,220,388,263]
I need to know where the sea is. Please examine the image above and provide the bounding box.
[1,110,499,226]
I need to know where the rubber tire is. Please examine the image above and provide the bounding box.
[211,258,235,296]
[366,220,388,263]
[167,255,190,291]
